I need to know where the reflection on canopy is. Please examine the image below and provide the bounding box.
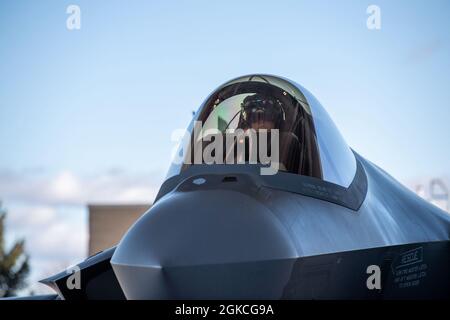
[168,75,356,188]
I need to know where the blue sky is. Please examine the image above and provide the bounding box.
[0,0,449,293]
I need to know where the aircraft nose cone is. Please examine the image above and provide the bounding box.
[111,183,297,299]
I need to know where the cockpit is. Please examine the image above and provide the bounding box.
[167,75,357,188]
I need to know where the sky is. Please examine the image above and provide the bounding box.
[0,0,449,294]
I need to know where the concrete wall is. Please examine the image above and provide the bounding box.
[88,204,150,256]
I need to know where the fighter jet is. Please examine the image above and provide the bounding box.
[18,75,450,299]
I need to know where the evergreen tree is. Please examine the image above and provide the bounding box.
[0,203,29,297]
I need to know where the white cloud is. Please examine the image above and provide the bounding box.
[7,205,56,229]
[0,169,161,205]
[48,171,82,201]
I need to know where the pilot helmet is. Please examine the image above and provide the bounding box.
[240,93,285,130]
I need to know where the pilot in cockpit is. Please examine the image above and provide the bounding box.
[239,93,285,131]
[191,78,321,178]
[232,93,300,172]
